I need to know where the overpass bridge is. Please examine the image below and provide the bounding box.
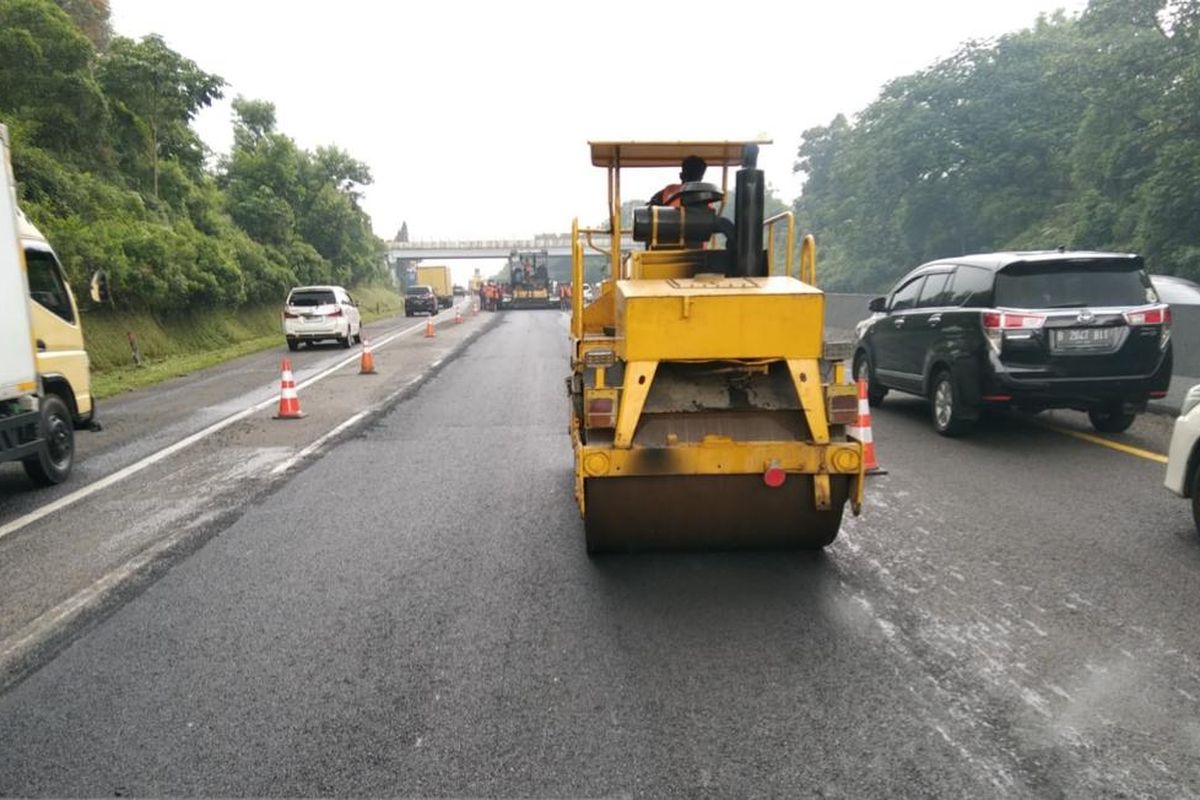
[385,233,635,263]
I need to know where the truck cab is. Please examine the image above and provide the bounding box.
[0,121,96,487]
[20,210,94,430]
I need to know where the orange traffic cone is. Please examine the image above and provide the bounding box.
[424,318,435,338]
[454,307,463,324]
[273,358,305,419]
[359,337,377,375]
[849,377,885,474]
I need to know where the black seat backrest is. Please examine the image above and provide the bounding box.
[672,181,724,208]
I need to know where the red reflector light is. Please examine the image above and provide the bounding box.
[981,394,1012,402]
[763,462,786,488]
[828,394,859,425]
[1150,390,1168,398]
[587,398,613,414]
[585,397,616,428]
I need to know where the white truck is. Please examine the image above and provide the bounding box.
[1,123,100,486]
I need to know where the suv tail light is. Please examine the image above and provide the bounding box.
[283,310,299,319]
[1123,305,1169,326]
[326,308,344,318]
[981,310,1045,352]
[1124,304,1171,350]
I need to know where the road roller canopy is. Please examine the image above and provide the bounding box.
[588,140,772,168]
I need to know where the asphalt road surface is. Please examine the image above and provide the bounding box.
[0,309,1197,798]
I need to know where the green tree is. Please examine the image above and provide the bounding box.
[223,96,384,286]
[0,0,108,161]
[98,34,224,199]
[51,0,109,50]
[791,1,1200,289]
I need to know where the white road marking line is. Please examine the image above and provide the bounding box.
[270,411,368,476]
[269,372,425,476]
[0,507,222,670]
[0,316,435,544]
[0,305,486,678]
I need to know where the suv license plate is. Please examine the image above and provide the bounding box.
[1051,327,1117,352]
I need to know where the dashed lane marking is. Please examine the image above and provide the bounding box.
[270,411,369,476]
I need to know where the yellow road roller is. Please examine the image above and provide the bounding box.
[566,140,866,552]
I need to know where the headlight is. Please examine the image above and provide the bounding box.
[1182,384,1200,417]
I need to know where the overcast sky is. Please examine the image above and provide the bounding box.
[111,0,1088,246]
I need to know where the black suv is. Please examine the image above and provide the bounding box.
[854,251,1173,436]
[404,285,438,316]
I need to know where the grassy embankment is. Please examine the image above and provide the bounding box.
[86,286,406,399]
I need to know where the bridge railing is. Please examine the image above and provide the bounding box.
[387,233,636,254]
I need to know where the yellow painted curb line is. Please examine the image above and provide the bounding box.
[1037,422,1168,464]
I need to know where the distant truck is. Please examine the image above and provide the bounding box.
[0,123,101,486]
[416,264,453,309]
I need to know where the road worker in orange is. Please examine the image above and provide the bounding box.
[649,155,707,207]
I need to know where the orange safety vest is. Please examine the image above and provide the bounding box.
[656,183,683,208]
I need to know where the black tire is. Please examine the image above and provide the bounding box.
[287,339,299,352]
[340,326,353,348]
[22,394,74,486]
[931,369,974,437]
[354,325,362,345]
[405,310,412,317]
[853,351,887,407]
[1088,406,1136,433]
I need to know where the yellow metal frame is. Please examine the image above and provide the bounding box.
[800,234,816,285]
[574,439,865,517]
[580,440,862,478]
[613,361,657,448]
[764,211,795,278]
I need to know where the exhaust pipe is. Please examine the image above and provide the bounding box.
[733,144,764,278]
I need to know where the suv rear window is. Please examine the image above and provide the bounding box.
[995,261,1152,309]
[406,286,432,296]
[288,290,336,306]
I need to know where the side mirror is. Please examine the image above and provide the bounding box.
[89,270,110,304]
[868,296,887,313]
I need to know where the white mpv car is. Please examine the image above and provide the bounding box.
[1165,383,1200,533]
[282,285,362,351]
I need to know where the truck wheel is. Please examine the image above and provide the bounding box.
[287,339,299,352]
[931,369,973,437]
[1088,406,1136,433]
[22,394,74,486]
